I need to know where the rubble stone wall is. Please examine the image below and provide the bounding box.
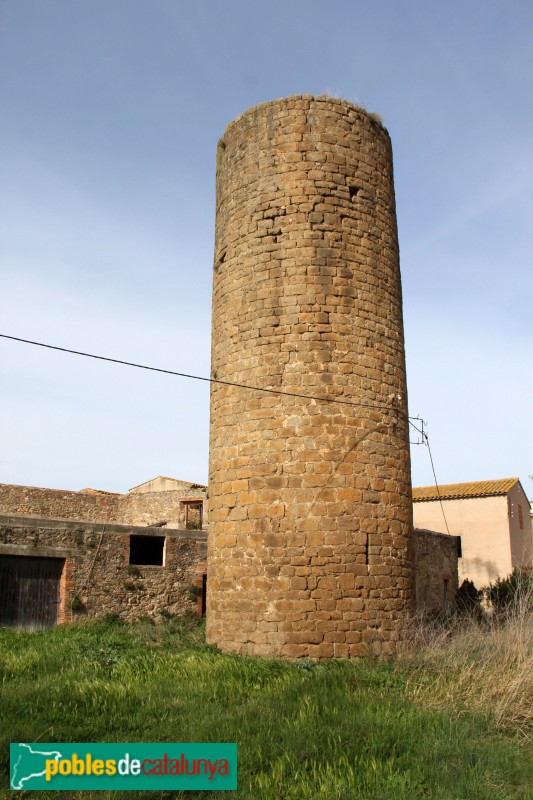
[0,514,207,624]
[0,484,207,529]
[0,483,122,522]
[414,528,461,612]
[121,490,207,528]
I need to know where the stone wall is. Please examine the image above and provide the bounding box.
[413,528,461,612]
[0,514,207,624]
[0,483,122,522]
[0,483,207,529]
[208,95,414,659]
[124,490,207,528]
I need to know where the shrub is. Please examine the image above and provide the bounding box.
[100,611,123,625]
[137,615,155,626]
[188,584,200,603]
[487,569,533,616]
[456,579,483,618]
[68,595,85,613]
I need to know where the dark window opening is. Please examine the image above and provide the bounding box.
[202,573,207,616]
[129,535,165,566]
[183,501,203,530]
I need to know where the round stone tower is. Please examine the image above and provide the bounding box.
[207,95,413,658]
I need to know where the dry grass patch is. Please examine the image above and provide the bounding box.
[400,584,533,737]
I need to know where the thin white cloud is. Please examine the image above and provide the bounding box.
[406,150,533,256]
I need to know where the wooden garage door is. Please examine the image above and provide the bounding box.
[0,555,64,629]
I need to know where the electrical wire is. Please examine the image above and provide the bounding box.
[423,431,451,535]
[2,332,451,532]
[1,333,416,418]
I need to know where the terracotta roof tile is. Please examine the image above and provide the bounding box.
[413,478,519,502]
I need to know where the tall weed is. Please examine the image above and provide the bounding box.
[400,577,533,736]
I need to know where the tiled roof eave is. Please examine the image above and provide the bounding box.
[412,478,519,503]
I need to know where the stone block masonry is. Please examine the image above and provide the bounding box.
[207,96,414,658]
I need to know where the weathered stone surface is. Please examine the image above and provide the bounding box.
[207,96,414,658]
[0,515,206,623]
[414,528,461,612]
[0,483,207,529]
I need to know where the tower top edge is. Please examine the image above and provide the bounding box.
[220,95,389,143]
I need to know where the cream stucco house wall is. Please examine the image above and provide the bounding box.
[413,478,532,589]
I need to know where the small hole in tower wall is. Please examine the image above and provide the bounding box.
[215,250,226,271]
[348,185,361,200]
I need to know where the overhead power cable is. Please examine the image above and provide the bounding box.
[2,332,449,530]
[1,333,417,419]
[422,430,451,535]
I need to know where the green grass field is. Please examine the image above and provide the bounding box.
[0,615,531,799]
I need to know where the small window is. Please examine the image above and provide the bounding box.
[182,501,203,530]
[129,535,165,566]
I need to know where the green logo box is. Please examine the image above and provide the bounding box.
[11,742,237,791]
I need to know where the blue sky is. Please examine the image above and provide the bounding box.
[1,0,532,497]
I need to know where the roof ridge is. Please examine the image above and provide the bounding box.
[413,478,520,502]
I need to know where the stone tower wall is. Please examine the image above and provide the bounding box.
[207,95,414,658]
